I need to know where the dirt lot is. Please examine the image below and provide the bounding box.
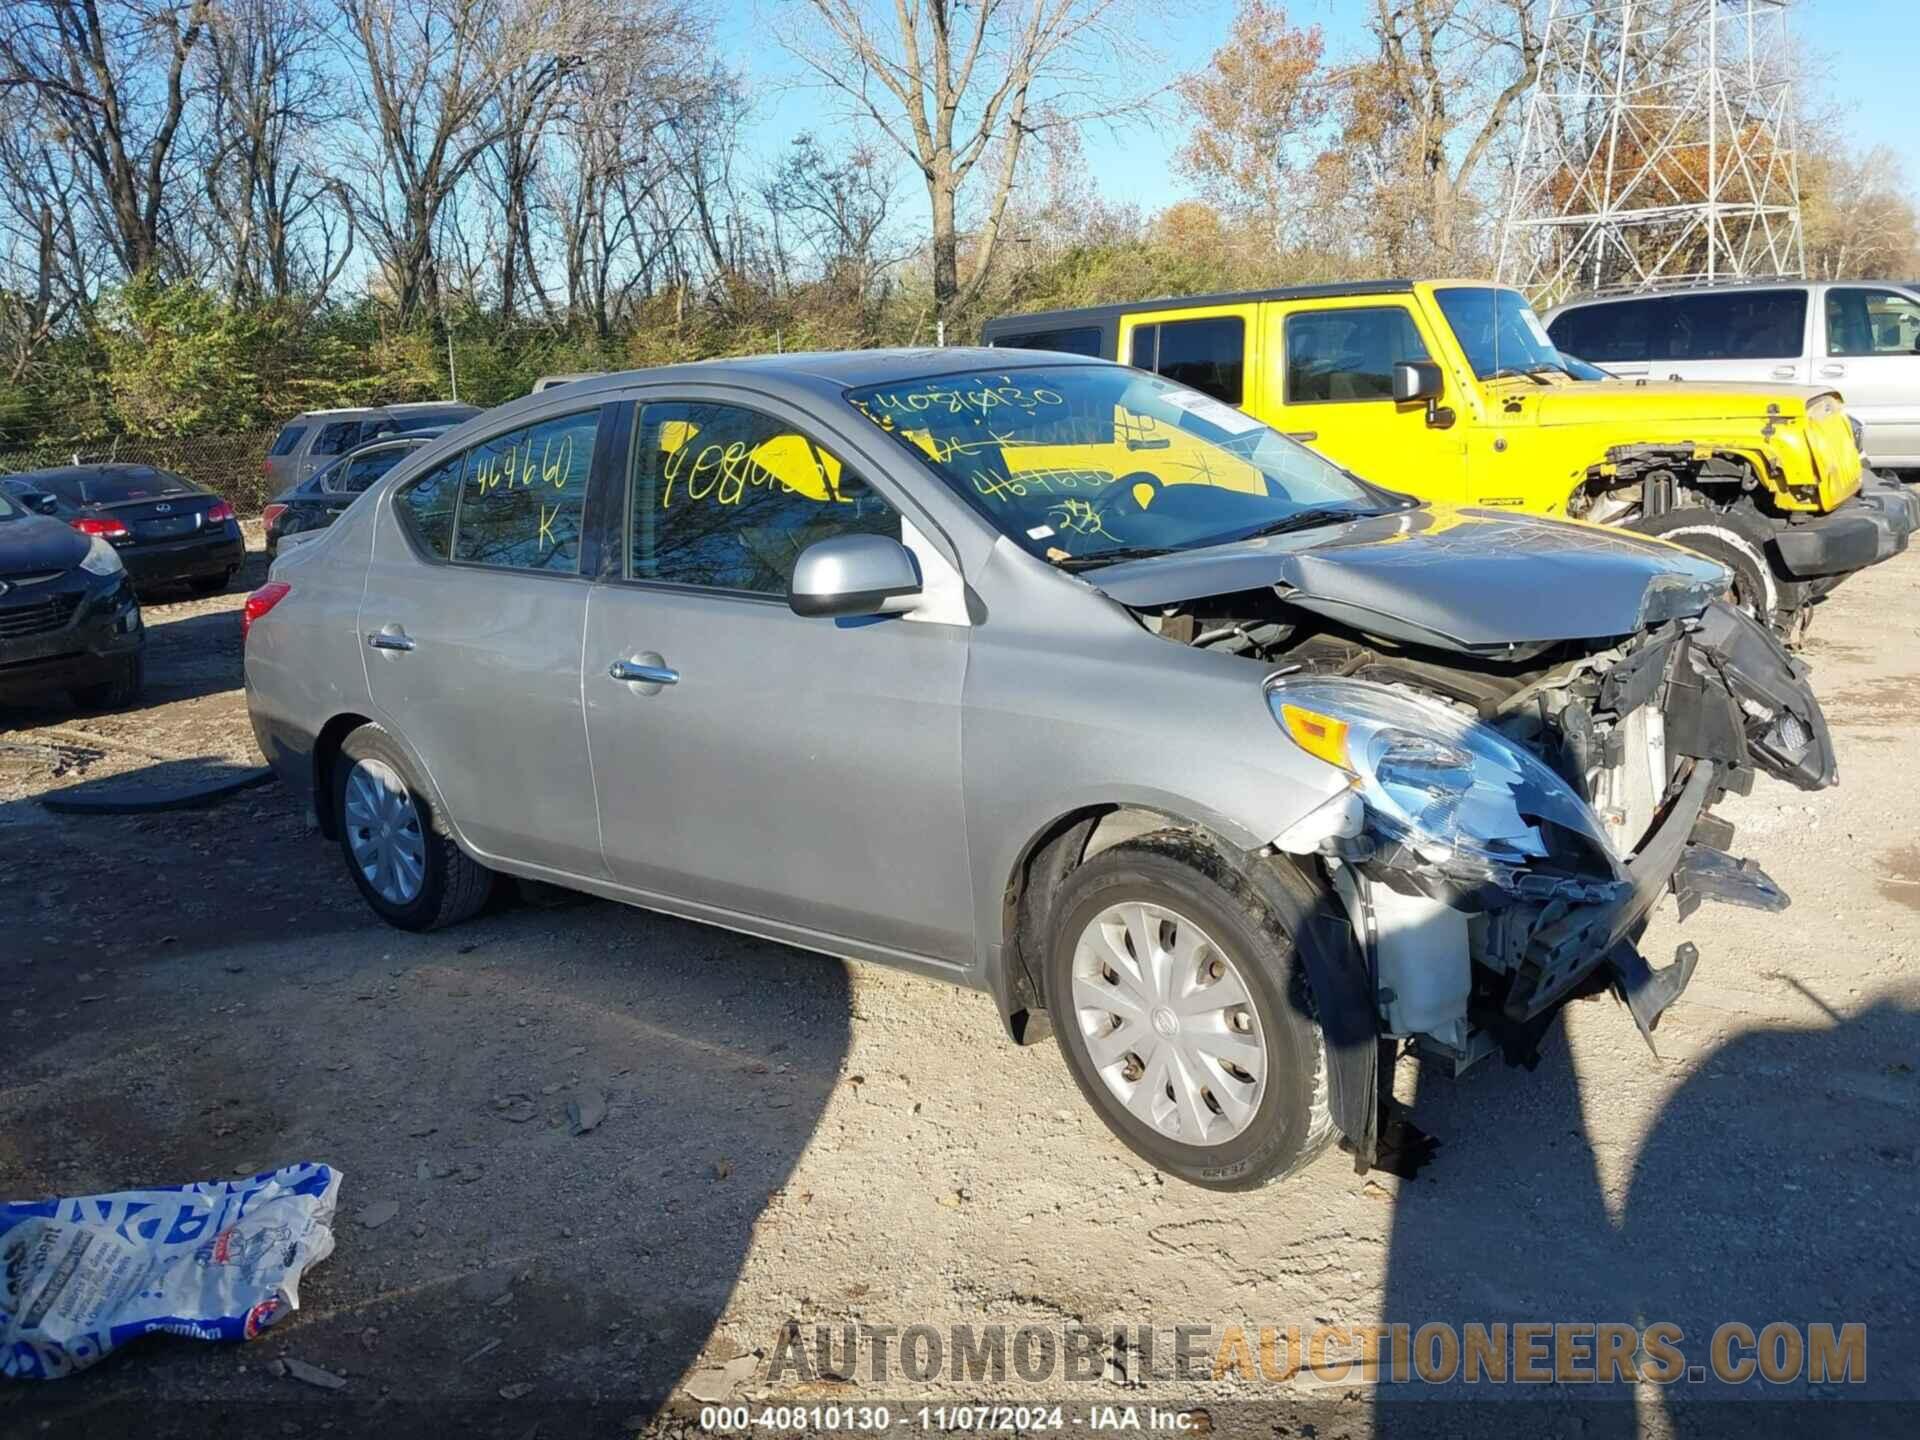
[3,530,1918,1438]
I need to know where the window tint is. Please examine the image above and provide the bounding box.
[341,445,418,494]
[1128,317,1246,403]
[76,468,193,503]
[993,325,1104,357]
[312,420,369,456]
[1547,301,1654,363]
[387,409,473,433]
[1285,307,1432,402]
[1825,287,1920,357]
[1659,289,1806,360]
[269,425,309,457]
[451,410,598,572]
[629,401,900,595]
[394,453,462,559]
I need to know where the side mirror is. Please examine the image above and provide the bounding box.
[1392,360,1444,404]
[31,493,59,515]
[788,533,922,619]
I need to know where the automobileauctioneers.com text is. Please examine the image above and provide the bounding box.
[758,1319,1866,1388]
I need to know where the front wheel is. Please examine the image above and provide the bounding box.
[1630,505,1801,631]
[334,724,495,931]
[1044,833,1332,1190]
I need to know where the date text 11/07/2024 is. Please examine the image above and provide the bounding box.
[697,1405,1200,1433]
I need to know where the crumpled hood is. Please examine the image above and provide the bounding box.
[1529,378,1833,427]
[0,513,88,575]
[1093,506,1729,652]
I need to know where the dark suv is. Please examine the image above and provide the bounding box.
[0,485,145,709]
[264,403,479,492]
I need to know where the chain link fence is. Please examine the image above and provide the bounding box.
[0,430,280,516]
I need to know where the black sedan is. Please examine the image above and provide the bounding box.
[4,464,246,595]
[0,484,144,709]
[262,431,443,558]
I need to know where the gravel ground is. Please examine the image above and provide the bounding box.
[2,530,1917,1439]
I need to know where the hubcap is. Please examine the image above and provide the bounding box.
[342,757,427,905]
[1072,901,1268,1147]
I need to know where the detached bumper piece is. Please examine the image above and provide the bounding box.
[1771,471,1918,579]
[1664,600,1836,791]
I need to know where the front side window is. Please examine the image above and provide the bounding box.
[1286,307,1432,401]
[847,365,1404,570]
[1129,317,1246,403]
[1429,286,1564,380]
[451,410,598,572]
[1547,301,1654,363]
[628,401,900,595]
[1826,287,1920,357]
[1658,289,1807,360]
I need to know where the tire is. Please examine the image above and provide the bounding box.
[334,723,494,931]
[70,653,144,711]
[1043,831,1332,1190]
[1630,504,1801,628]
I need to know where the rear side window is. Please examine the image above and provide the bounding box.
[451,409,599,572]
[394,455,462,559]
[993,326,1104,357]
[269,425,309,457]
[312,420,367,456]
[1825,287,1920,356]
[1129,317,1246,403]
[1285,307,1431,402]
[1658,290,1806,360]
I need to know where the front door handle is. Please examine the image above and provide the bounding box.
[1770,365,1798,380]
[367,627,415,652]
[1819,362,1846,378]
[608,656,678,687]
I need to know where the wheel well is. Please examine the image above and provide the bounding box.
[311,713,371,839]
[996,804,1212,1044]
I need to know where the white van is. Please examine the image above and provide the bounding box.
[1545,282,1920,473]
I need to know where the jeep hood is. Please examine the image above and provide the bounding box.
[1528,378,1836,427]
[1091,507,1728,653]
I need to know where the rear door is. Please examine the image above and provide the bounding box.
[1260,298,1470,500]
[359,405,613,878]
[581,390,974,964]
[1816,285,1920,467]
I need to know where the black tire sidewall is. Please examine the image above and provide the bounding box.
[1045,842,1324,1189]
[1634,507,1795,620]
[335,726,453,931]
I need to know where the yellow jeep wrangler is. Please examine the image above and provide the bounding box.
[983,280,1919,634]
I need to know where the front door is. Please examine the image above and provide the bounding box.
[582,394,974,965]
[1258,300,1471,502]
[1818,286,1920,468]
[360,405,610,878]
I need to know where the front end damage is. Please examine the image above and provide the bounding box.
[1133,563,1834,1168]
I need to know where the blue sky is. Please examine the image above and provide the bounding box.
[724,0,1920,215]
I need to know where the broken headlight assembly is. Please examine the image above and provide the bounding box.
[1267,677,1621,887]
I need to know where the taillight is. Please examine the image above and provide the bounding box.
[261,503,287,529]
[71,516,130,539]
[242,581,292,642]
[208,500,236,523]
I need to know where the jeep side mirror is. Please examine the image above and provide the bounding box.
[1392,361,1443,404]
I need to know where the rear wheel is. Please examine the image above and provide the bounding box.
[70,653,143,711]
[1631,503,1800,629]
[1044,833,1332,1190]
[334,724,494,931]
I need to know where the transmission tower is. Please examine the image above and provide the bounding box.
[1496,0,1805,303]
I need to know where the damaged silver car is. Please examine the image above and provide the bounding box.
[245,350,1836,1189]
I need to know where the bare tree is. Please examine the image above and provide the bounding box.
[780,0,1158,322]
[761,132,899,302]
[0,0,214,277]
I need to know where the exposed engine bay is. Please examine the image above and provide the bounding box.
[1133,586,1836,1073]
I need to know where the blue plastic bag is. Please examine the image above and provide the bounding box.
[2,1163,341,1379]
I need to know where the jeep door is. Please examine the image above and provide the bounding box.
[580,391,975,967]
[1817,285,1920,468]
[359,404,612,879]
[1259,299,1470,501]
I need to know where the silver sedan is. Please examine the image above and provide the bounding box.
[245,349,1833,1188]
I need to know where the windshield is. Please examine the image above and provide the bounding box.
[1432,286,1571,380]
[844,365,1408,567]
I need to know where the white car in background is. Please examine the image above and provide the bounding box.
[1546,282,1920,474]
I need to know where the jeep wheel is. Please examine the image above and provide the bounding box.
[1631,505,1801,630]
[1044,832,1332,1190]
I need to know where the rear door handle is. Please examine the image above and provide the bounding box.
[1770,365,1798,380]
[608,657,678,686]
[1818,362,1846,378]
[367,628,415,652]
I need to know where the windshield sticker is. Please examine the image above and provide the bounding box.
[1026,524,1055,540]
[1162,391,1262,434]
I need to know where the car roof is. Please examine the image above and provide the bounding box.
[1551,280,1831,310]
[981,280,1420,332]
[3,462,178,484]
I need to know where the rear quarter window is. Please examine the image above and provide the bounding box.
[269,425,309,457]
[394,454,462,559]
[312,420,368,456]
